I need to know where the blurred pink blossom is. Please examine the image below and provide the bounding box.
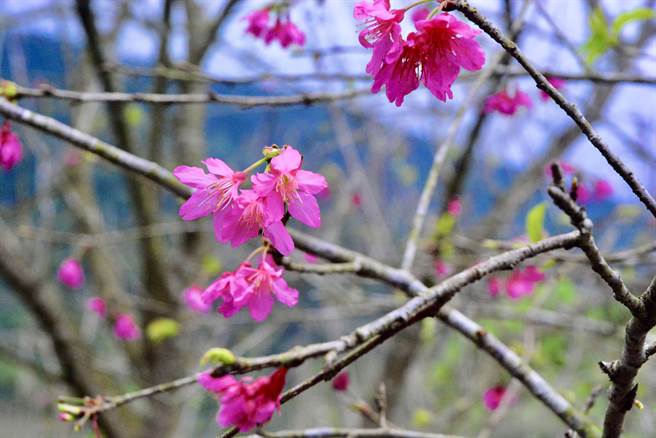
[86,296,107,317]
[57,258,85,289]
[0,120,23,171]
[540,76,566,101]
[114,313,141,341]
[183,285,211,314]
[332,371,350,391]
[483,386,507,411]
[484,88,532,115]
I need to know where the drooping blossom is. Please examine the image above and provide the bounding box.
[57,258,85,289]
[0,121,23,171]
[487,277,501,298]
[484,88,532,115]
[332,371,350,391]
[199,368,288,432]
[204,255,299,322]
[354,0,405,76]
[252,146,329,229]
[183,285,211,314]
[370,13,485,106]
[434,259,451,278]
[216,189,294,255]
[174,158,245,221]
[447,198,462,216]
[266,19,306,48]
[593,179,613,201]
[114,313,141,341]
[244,8,270,39]
[483,386,507,411]
[506,266,545,299]
[540,76,566,101]
[86,296,107,317]
[410,7,430,24]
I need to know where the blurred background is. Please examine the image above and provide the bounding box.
[1,0,656,436]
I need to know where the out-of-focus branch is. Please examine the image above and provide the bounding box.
[249,428,464,438]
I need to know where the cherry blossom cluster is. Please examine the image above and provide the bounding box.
[175,145,328,322]
[488,265,545,300]
[484,77,567,116]
[354,0,486,106]
[244,6,305,48]
[0,120,23,171]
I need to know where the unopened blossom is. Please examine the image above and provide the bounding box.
[114,313,141,341]
[483,386,507,411]
[0,121,23,171]
[332,371,350,391]
[174,158,245,221]
[484,88,532,115]
[200,368,288,432]
[506,266,545,299]
[447,198,462,216]
[244,8,270,39]
[487,277,501,298]
[183,285,211,314]
[370,14,485,106]
[266,18,306,48]
[216,189,294,255]
[593,179,613,201]
[202,265,251,318]
[86,296,107,317]
[252,146,329,229]
[354,0,405,76]
[57,258,85,289]
[540,76,566,101]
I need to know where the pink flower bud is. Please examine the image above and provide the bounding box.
[57,258,85,289]
[331,371,350,392]
[86,296,107,317]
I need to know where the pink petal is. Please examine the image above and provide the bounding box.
[248,292,275,322]
[271,278,299,307]
[264,221,295,256]
[271,147,302,173]
[296,169,328,195]
[288,192,321,228]
[203,158,234,177]
[173,166,217,189]
[179,189,215,221]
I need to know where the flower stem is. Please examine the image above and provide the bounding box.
[404,0,433,11]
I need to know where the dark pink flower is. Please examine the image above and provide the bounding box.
[244,9,270,39]
[410,7,430,24]
[484,88,532,115]
[202,368,287,432]
[354,0,405,76]
[266,19,306,48]
[506,266,545,299]
[331,371,350,391]
[252,146,328,229]
[114,313,141,341]
[0,121,23,171]
[593,179,613,201]
[576,183,591,204]
[540,76,566,101]
[86,296,107,317]
[202,265,251,318]
[487,277,501,298]
[57,258,85,289]
[183,285,211,314]
[371,13,485,106]
[216,189,294,255]
[447,198,462,216]
[174,159,245,221]
[434,259,451,278]
[483,386,507,411]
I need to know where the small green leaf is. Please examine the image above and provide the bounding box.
[581,7,614,64]
[412,409,432,428]
[612,8,655,36]
[201,255,222,276]
[146,318,180,343]
[526,202,547,242]
[434,213,456,238]
[199,347,236,366]
[124,103,144,127]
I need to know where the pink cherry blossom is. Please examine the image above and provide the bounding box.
[183,285,211,314]
[57,258,85,289]
[332,371,350,391]
[244,9,270,39]
[484,88,533,115]
[410,7,430,24]
[86,296,107,317]
[0,121,23,171]
[506,266,545,299]
[487,277,501,298]
[174,158,245,221]
[354,0,405,76]
[252,146,328,229]
[266,19,306,48]
[216,189,294,255]
[593,179,613,201]
[483,386,507,411]
[434,259,451,278]
[370,13,485,106]
[114,313,141,341]
[202,368,287,432]
[447,198,462,216]
[540,76,566,101]
[202,265,251,318]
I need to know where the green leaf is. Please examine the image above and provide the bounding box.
[199,347,236,366]
[581,7,614,64]
[124,103,144,127]
[612,8,655,36]
[412,409,432,428]
[526,202,547,242]
[201,254,222,276]
[434,213,456,238]
[554,277,576,304]
[146,318,180,343]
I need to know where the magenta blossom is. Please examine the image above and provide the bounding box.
[593,179,613,201]
[447,198,462,216]
[371,13,486,106]
[576,183,591,204]
[540,76,566,101]
[57,258,85,289]
[266,19,306,48]
[487,277,501,298]
[216,189,293,255]
[354,0,405,76]
[252,146,328,229]
[183,285,211,314]
[434,259,451,278]
[0,121,23,171]
[86,296,107,317]
[202,265,251,319]
[114,313,141,341]
[483,386,507,411]
[201,368,287,432]
[174,158,245,221]
[506,266,545,299]
[410,7,430,24]
[332,371,350,392]
[244,8,270,38]
[484,88,532,115]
